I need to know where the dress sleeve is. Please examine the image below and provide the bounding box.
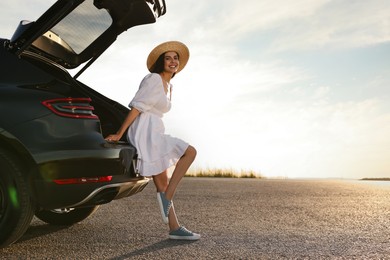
[129,73,162,112]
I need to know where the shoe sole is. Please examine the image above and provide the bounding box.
[157,193,169,224]
[169,234,201,241]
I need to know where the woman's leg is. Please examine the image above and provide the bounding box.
[164,145,196,200]
[153,171,180,231]
[152,145,197,231]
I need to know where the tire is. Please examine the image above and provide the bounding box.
[0,149,35,248]
[35,206,99,226]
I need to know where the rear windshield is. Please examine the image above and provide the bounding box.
[50,0,112,54]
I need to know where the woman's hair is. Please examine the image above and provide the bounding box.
[151,52,179,78]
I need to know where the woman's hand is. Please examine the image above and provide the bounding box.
[105,134,122,142]
[104,108,140,143]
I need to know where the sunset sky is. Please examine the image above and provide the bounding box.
[1,0,389,179]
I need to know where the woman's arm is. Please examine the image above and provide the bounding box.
[105,107,140,142]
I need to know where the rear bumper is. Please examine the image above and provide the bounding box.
[32,142,149,209]
[33,142,136,179]
[68,178,149,208]
[33,176,149,209]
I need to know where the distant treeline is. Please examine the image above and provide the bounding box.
[187,168,262,178]
[361,178,390,181]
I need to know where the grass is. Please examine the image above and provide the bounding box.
[361,178,390,181]
[186,168,262,179]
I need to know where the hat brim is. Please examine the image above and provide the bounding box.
[147,41,190,73]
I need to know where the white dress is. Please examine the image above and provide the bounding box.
[127,73,189,177]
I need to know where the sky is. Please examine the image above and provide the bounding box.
[1,0,390,179]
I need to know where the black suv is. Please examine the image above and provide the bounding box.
[0,0,166,247]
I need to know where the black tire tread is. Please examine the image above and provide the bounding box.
[0,149,35,248]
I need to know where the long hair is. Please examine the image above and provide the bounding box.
[150,52,178,78]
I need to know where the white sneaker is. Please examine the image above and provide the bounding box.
[169,226,201,241]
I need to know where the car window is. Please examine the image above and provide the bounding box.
[47,0,112,54]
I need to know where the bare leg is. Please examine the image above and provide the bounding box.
[152,145,197,231]
[153,171,180,231]
[165,145,196,200]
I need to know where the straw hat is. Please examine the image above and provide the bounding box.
[147,41,190,73]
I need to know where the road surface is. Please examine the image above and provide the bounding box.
[1,178,389,259]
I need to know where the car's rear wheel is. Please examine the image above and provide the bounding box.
[0,149,35,248]
[35,206,99,225]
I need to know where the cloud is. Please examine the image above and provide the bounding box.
[198,90,390,178]
[156,0,390,53]
[0,1,52,37]
[264,0,390,52]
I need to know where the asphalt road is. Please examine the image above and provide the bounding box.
[1,178,390,259]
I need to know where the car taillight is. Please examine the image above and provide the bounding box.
[42,98,98,119]
[53,176,113,185]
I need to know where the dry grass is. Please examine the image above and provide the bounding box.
[361,178,390,181]
[186,168,262,179]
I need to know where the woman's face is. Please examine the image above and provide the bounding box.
[163,51,179,74]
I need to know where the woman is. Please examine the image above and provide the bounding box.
[105,41,200,241]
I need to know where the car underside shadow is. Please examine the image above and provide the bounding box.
[15,219,70,244]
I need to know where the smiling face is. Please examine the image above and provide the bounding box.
[163,51,180,74]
